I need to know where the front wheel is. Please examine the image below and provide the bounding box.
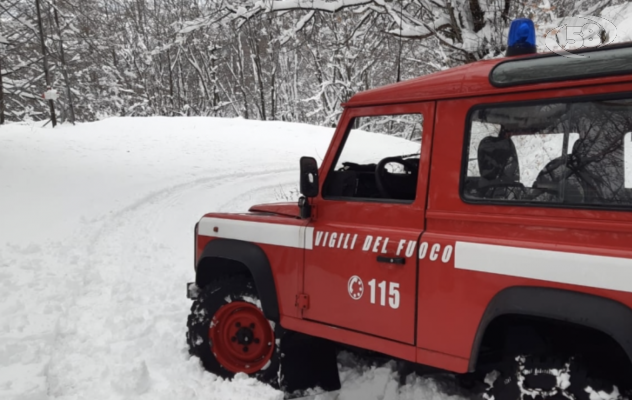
[186,274,341,394]
[186,275,281,385]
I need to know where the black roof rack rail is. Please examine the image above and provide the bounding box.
[490,41,632,88]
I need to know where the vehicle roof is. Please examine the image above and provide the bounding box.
[344,48,632,107]
[345,59,500,107]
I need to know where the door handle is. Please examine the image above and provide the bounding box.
[376,256,405,265]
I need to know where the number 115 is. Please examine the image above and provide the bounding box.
[368,279,400,309]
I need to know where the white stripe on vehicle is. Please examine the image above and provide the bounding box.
[198,217,314,250]
[455,241,632,293]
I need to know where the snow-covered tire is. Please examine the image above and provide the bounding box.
[186,275,282,387]
[485,355,627,400]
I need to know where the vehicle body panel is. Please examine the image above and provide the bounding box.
[196,213,309,319]
[416,81,632,365]
[302,102,435,344]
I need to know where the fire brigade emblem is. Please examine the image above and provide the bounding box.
[348,275,364,300]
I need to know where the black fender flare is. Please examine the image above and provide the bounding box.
[196,238,280,322]
[468,286,632,371]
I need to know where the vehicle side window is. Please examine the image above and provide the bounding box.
[323,114,423,202]
[462,98,632,208]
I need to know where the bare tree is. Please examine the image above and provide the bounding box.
[51,0,75,124]
[0,20,5,124]
[35,0,57,126]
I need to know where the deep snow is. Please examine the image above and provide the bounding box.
[0,117,470,400]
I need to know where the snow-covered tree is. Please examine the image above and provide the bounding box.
[0,0,629,124]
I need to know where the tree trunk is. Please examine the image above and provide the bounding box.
[0,54,5,125]
[167,49,175,115]
[53,0,75,124]
[270,64,276,120]
[236,35,250,119]
[210,47,219,109]
[246,22,265,120]
[35,0,57,127]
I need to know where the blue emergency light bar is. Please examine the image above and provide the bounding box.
[506,18,537,56]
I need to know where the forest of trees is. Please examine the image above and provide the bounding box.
[0,0,622,127]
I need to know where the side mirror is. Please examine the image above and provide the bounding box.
[298,157,319,220]
[299,156,319,198]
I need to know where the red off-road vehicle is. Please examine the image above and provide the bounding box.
[187,19,632,399]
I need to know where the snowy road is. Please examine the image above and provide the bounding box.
[0,117,469,400]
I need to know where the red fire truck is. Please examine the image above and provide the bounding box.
[186,19,632,399]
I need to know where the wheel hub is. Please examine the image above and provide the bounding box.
[235,326,254,346]
[209,301,274,374]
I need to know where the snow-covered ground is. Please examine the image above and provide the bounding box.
[0,117,470,400]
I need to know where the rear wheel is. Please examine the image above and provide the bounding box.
[485,355,628,400]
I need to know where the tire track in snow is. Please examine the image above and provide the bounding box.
[102,166,296,222]
[214,177,299,212]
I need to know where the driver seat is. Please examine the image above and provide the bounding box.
[476,136,523,199]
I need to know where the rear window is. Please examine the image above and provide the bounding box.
[462,96,632,209]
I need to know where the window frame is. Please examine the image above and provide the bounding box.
[459,90,632,211]
[322,112,425,205]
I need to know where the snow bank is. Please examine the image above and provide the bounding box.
[0,117,464,400]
